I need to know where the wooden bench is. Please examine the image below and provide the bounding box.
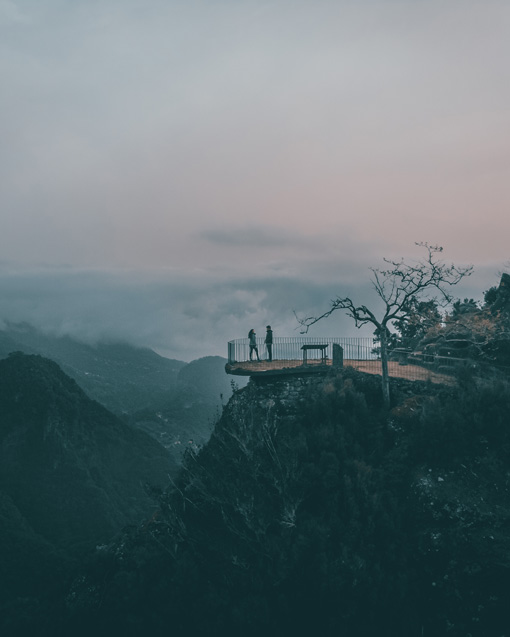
[301,344,328,365]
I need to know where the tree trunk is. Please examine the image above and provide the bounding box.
[380,329,391,408]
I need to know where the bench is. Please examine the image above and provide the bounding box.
[301,344,328,365]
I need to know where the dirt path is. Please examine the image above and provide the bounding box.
[346,360,455,385]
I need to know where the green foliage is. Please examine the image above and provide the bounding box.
[451,298,479,318]
[393,298,442,348]
[408,376,510,468]
[483,285,499,307]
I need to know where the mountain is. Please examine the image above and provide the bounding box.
[0,490,72,610]
[178,355,238,402]
[0,352,174,552]
[0,323,185,414]
[128,356,247,456]
[0,325,243,465]
[0,352,179,634]
[55,366,510,637]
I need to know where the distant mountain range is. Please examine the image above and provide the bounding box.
[0,323,185,414]
[132,355,245,455]
[0,323,245,463]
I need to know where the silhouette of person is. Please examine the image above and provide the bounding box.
[248,329,260,361]
[265,325,273,361]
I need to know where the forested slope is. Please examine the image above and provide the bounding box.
[0,353,174,635]
[54,367,510,637]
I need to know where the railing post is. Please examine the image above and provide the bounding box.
[333,344,343,368]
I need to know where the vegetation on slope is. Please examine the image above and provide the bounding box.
[0,353,175,636]
[0,323,185,414]
[56,367,510,637]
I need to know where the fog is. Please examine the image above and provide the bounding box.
[0,257,498,361]
[1,1,508,359]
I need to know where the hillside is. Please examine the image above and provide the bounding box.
[0,352,175,558]
[131,356,246,455]
[0,352,179,633]
[0,326,242,465]
[45,365,510,637]
[0,323,185,414]
[178,355,237,402]
[0,352,175,544]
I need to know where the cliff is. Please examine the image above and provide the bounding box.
[49,366,510,637]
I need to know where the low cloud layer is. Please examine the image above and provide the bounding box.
[0,257,498,362]
[200,226,320,249]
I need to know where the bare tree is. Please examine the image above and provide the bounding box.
[296,243,472,407]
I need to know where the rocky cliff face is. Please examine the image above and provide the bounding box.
[5,365,510,637]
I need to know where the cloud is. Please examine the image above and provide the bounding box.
[0,1,28,25]
[1,1,509,272]
[0,0,507,348]
[200,226,315,249]
[0,259,499,362]
[0,264,373,360]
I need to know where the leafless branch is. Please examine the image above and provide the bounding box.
[294,242,473,407]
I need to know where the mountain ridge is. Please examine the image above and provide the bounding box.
[0,352,174,550]
[0,323,186,414]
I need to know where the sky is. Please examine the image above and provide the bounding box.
[1,0,509,360]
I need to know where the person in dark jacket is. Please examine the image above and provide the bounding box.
[248,329,260,361]
[265,325,273,362]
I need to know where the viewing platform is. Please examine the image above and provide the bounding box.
[225,336,457,384]
[226,336,369,378]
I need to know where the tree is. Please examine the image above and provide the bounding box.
[296,243,472,407]
[451,298,479,318]
[483,286,498,308]
[393,298,442,348]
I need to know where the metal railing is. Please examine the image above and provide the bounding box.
[228,336,510,382]
[227,336,510,383]
[402,352,510,378]
[227,336,376,364]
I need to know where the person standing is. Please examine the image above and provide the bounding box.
[265,325,273,362]
[248,329,260,361]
